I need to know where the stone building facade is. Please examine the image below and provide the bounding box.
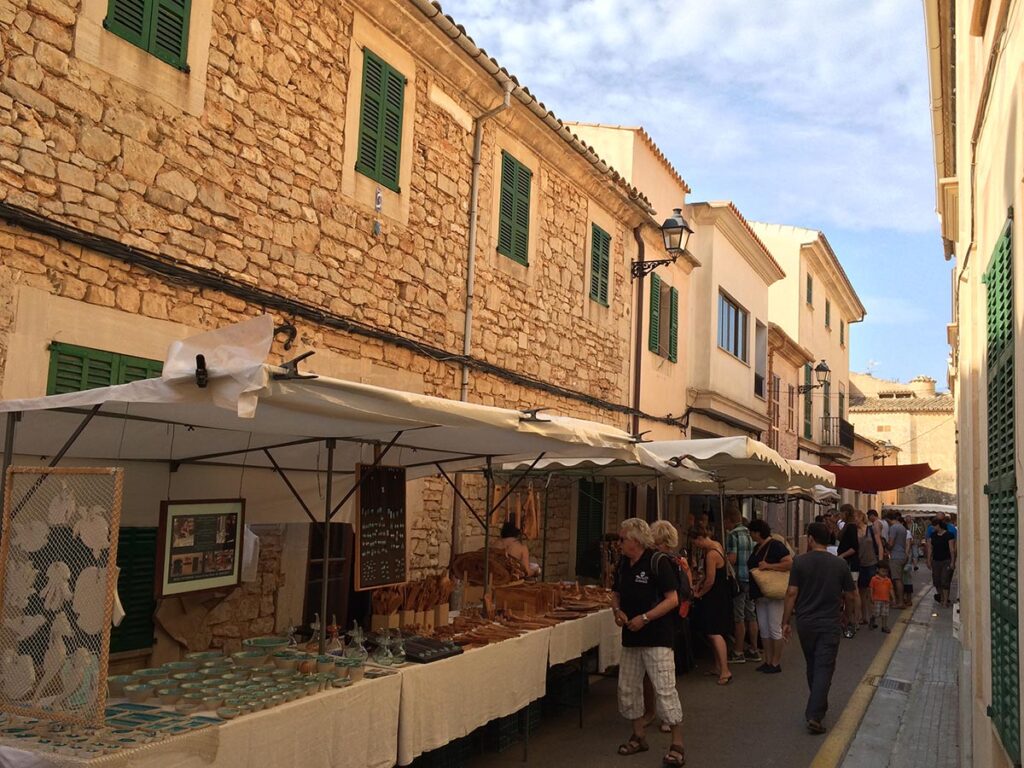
[0,0,674,656]
[847,373,956,504]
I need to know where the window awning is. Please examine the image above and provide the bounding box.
[822,463,938,493]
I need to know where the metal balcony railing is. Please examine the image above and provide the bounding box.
[821,416,855,451]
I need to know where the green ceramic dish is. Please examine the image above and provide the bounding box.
[202,695,224,710]
[232,650,267,668]
[157,689,181,705]
[243,636,290,652]
[107,675,138,696]
[132,668,165,680]
[184,651,224,662]
[162,661,199,673]
[123,684,153,703]
[179,682,206,692]
[172,672,204,683]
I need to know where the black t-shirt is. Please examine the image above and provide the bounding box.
[613,549,679,648]
[747,538,789,600]
[788,551,856,633]
[931,531,953,560]
[837,524,860,571]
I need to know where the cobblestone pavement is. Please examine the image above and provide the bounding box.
[841,584,960,768]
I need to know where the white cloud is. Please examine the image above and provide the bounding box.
[438,0,936,234]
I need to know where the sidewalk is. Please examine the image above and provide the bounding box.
[839,590,960,767]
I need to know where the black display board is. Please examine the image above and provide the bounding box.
[354,465,407,591]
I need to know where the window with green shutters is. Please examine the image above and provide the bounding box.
[105,0,191,70]
[806,274,814,305]
[647,275,677,362]
[648,273,661,353]
[355,49,406,193]
[983,217,1020,763]
[803,364,813,439]
[575,479,604,578]
[825,299,831,328]
[667,286,679,363]
[589,224,611,305]
[111,528,158,653]
[47,342,163,653]
[47,342,163,395]
[840,320,846,346]
[497,151,532,265]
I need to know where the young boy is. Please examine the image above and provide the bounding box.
[902,554,915,607]
[869,563,895,632]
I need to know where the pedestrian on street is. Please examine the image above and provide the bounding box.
[611,518,686,766]
[724,506,760,665]
[747,519,793,673]
[691,523,734,686]
[927,520,957,608]
[783,522,858,736]
[855,510,883,626]
[886,514,910,607]
[869,562,895,632]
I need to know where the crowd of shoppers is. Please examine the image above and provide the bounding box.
[610,504,958,756]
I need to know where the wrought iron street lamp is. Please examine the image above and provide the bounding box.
[798,360,831,393]
[631,208,693,279]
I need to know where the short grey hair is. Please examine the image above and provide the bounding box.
[619,517,654,549]
[650,520,679,549]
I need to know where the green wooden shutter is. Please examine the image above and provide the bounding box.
[575,480,604,578]
[589,224,610,305]
[840,320,845,345]
[355,50,405,193]
[803,364,813,439]
[806,275,813,304]
[118,355,163,383]
[105,0,151,50]
[984,218,1020,763]
[648,272,661,353]
[668,286,679,363]
[47,343,118,395]
[110,527,158,653]
[149,0,190,69]
[825,300,831,328]
[497,152,531,265]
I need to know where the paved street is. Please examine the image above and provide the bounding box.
[469,573,935,768]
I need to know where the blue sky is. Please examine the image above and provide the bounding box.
[440,0,951,389]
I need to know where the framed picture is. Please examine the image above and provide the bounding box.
[157,500,245,598]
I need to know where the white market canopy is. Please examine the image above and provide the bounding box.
[498,456,714,486]
[881,503,957,518]
[639,437,794,492]
[0,317,643,524]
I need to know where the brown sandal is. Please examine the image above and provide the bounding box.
[618,735,649,756]
[663,744,686,766]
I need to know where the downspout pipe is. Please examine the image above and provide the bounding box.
[461,80,513,402]
[631,227,645,437]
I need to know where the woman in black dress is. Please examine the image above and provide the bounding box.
[690,523,733,685]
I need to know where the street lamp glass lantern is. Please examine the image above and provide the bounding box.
[661,208,693,254]
[814,360,831,387]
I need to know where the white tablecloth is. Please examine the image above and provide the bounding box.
[0,673,403,768]
[547,610,606,666]
[595,608,622,672]
[396,627,552,765]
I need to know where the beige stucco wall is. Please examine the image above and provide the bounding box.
[929,0,1024,764]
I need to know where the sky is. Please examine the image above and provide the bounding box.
[440,0,952,389]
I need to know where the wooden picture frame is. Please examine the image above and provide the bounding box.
[354,465,407,591]
[157,499,245,598]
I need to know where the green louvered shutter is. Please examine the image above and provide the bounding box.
[110,528,158,653]
[575,479,604,578]
[589,224,610,305]
[105,0,151,50]
[803,364,813,439]
[668,286,679,363]
[497,151,531,265]
[47,343,118,395]
[648,272,661,353]
[356,50,405,193]
[984,218,1019,763]
[118,355,163,383]
[149,0,190,70]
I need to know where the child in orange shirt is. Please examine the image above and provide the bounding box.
[869,563,894,633]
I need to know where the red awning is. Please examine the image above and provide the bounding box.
[822,463,938,493]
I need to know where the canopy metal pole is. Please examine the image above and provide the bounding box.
[540,473,552,581]
[0,411,20,512]
[718,482,726,542]
[319,438,336,655]
[483,457,494,594]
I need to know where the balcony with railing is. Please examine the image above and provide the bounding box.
[820,416,855,454]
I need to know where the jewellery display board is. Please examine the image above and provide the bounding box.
[0,466,123,726]
[157,500,245,598]
[355,466,407,591]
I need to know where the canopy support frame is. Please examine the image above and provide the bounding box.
[319,438,336,655]
[263,448,317,524]
[435,464,485,529]
[328,431,404,521]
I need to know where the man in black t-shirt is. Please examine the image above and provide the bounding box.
[783,522,857,736]
[612,518,684,766]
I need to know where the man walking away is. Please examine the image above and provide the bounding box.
[725,506,759,664]
[783,522,857,735]
[887,514,909,607]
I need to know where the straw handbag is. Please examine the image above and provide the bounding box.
[751,567,789,600]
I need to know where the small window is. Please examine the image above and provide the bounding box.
[825,299,831,329]
[589,224,611,305]
[355,49,406,192]
[105,0,191,70]
[48,341,163,394]
[803,364,813,439]
[787,385,796,432]
[497,151,532,265]
[648,274,678,362]
[877,425,891,433]
[717,292,749,362]
[839,382,846,418]
[806,274,814,305]
[840,320,846,346]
